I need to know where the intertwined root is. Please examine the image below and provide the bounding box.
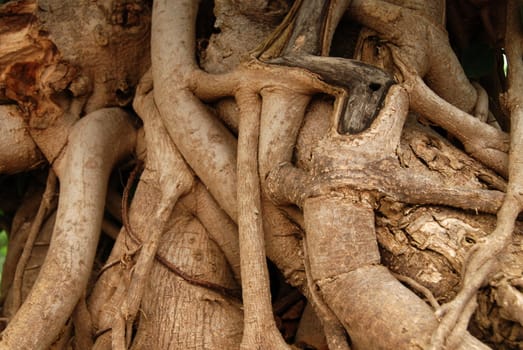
[1,0,522,349]
[0,109,136,350]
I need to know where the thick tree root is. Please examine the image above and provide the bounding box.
[303,239,351,350]
[396,61,509,176]
[303,195,488,350]
[150,2,321,347]
[0,108,136,350]
[111,74,194,349]
[0,105,44,174]
[429,1,523,348]
[349,0,509,177]
[266,84,494,347]
[349,0,476,112]
[236,90,290,349]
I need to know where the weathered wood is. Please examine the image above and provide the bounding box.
[269,55,393,134]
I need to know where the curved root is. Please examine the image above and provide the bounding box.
[0,105,44,174]
[112,79,194,349]
[0,108,136,350]
[430,1,523,347]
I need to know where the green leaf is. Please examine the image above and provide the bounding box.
[0,230,8,247]
[0,230,7,284]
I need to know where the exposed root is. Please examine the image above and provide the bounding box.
[236,89,289,349]
[429,1,523,347]
[112,76,194,349]
[393,54,509,177]
[10,169,56,312]
[268,84,491,349]
[493,281,523,325]
[392,273,440,310]
[349,0,476,112]
[447,297,478,349]
[349,0,509,177]
[120,160,144,251]
[303,240,351,350]
[72,292,94,350]
[0,105,44,174]
[150,2,326,348]
[0,108,136,350]
[473,82,490,123]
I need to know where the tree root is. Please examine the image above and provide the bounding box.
[349,0,476,112]
[303,237,351,350]
[111,73,194,349]
[349,0,510,177]
[151,1,327,348]
[72,292,94,350]
[392,273,440,310]
[0,105,44,174]
[266,83,492,348]
[429,1,523,347]
[0,108,136,350]
[236,89,290,349]
[10,169,56,312]
[472,82,490,123]
[395,57,509,177]
[149,1,503,348]
[493,281,523,326]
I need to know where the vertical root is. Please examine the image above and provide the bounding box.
[112,84,194,348]
[10,170,57,312]
[236,89,289,349]
[303,240,351,350]
[72,292,94,350]
[430,1,523,346]
[0,108,136,350]
[472,82,490,123]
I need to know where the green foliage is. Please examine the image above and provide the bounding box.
[0,205,6,283]
[0,230,7,281]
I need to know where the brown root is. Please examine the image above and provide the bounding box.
[429,0,523,347]
[10,170,56,312]
[112,76,194,349]
[0,105,44,174]
[236,89,289,349]
[349,0,476,112]
[0,108,136,350]
[396,61,509,176]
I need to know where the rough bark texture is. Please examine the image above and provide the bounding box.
[0,0,522,349]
